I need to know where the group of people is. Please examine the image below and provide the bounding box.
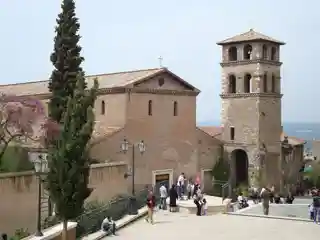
[145,172,207,224]
[309,190,320,223]
[237,186,296,215]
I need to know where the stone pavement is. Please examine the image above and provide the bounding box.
[105,209,320,239]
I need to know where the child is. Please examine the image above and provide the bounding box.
[309,203,314,220]
[202,198,208,216]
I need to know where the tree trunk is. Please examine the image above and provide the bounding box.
[62,220,68,240]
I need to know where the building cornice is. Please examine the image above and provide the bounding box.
[18,87,199,100]
[130,88,199,96]
[220,93,283,99]
[220,59,282,67]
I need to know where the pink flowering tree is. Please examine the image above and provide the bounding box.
[0,95,59,165]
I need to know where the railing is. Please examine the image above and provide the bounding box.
[221,182,230,203]
[43,184,161,239]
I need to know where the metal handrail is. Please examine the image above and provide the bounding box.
[221,182,229,203]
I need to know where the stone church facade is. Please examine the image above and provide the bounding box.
[1,29,305,193]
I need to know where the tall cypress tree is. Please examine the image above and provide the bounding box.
[48,0,86,123]
[46,1,98,239]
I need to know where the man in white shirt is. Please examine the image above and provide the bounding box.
[177,173,185,199]
[159,184,168,210]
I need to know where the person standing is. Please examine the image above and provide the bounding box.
[159,183,168,210]
[177,173,185,200]
[169,184,178,212]
[146,190,156,224]
[186,180,192,200]
[194,195,202,216]
[312,193,320,223]
[260,187,270,215]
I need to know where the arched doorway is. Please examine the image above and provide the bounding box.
[233,149,249,186]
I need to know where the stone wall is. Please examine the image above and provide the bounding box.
[0,162,128,235]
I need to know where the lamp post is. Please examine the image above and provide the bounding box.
[33,154,48,237]
[121,139,146,215]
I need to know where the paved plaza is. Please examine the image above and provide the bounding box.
[106,209,320,240]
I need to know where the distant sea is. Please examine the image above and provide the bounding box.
[197,121,320,151]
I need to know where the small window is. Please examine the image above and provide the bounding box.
[271,47,277,61]
[263,73,267,92]
[158,78,165,86]
[228,75,236,93]
[262,44,268,59]
[228,47,237,61]
[230,127,235,140]
[148,100,152,116]
[101,100,105,115]
[244,74,252,93]
[271,74,276,92]
[243,44,253,60]
[173,101,178,116]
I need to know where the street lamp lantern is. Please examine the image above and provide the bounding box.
[34,155,48,175]
[121,139,129,153]
[138,140,146,154]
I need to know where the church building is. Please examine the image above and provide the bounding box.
[2,29,305,192]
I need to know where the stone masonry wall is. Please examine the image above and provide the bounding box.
[0,162,128,235]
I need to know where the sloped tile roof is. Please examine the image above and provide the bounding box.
[198,126,223,137]
[217,29,285,45]
[0,68,164,97]
[199,126,305,146]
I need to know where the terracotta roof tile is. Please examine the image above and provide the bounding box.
[198,125,305,146]
[198,126,223,137]
[0,68,164,97]
[217,29,285,45]
[281,132,306,146]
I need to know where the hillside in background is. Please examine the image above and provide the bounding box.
[197,121,320,150]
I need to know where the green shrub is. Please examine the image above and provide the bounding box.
[211,157,230,196]
[0,146,33,172]
[43,189,149,238]
[8,228,30,240]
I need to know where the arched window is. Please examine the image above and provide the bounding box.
[228,75,236,93]
[228,47,237,61]
[243,44,253,60]
[271,74,276,92]
[263,73,268,92]
[148,100,153,116]
[271,47,277,61]
[244,74,252,93]
[262,44,268,60]
[101,100,105,115]
[173,101,178,116]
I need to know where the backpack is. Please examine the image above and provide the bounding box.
[313,197,320,207]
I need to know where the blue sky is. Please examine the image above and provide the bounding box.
[0,0,318,123]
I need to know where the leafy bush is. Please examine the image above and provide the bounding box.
[43,189,149,238]
[211,157,230,196]
[0,146,33,172]
[8,228,30,240]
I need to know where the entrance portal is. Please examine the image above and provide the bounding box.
[154,174,170,196]
[233,149,249,186]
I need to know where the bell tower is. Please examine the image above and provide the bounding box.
[217,29,285,188]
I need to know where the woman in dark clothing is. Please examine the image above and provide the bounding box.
[169,184,178,212]
[285,192,294,204]
[194,197,202,216]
